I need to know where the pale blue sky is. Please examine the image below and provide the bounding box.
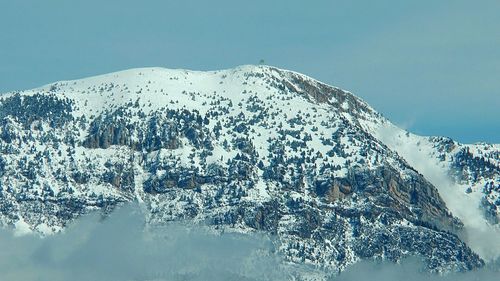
[1,0,498,143]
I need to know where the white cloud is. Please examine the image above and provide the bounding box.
[0,204,499,281]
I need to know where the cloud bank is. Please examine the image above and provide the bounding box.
[0,205,296,281]
[334,258,500,281]
[0,204,499,281]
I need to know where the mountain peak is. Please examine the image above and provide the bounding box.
[1,65,498,276]
[22,65,380,130]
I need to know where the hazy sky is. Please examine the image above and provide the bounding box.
[1,0,498,143]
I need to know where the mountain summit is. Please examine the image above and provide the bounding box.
[0,65,498,275]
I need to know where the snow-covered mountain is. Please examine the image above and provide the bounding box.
[0,65,498,275]
[360,110,500,261]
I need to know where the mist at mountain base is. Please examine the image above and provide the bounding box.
[0,204,499,281]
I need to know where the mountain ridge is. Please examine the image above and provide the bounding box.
[1,65,498,278]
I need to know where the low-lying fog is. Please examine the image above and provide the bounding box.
[0,205,498,281]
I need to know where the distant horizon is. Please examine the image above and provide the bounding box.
[1,0,499,143]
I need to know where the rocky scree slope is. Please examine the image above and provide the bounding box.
[0,65,485,274]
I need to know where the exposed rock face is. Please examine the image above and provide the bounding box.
[408,136,500,225]
[0,66,486,275]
